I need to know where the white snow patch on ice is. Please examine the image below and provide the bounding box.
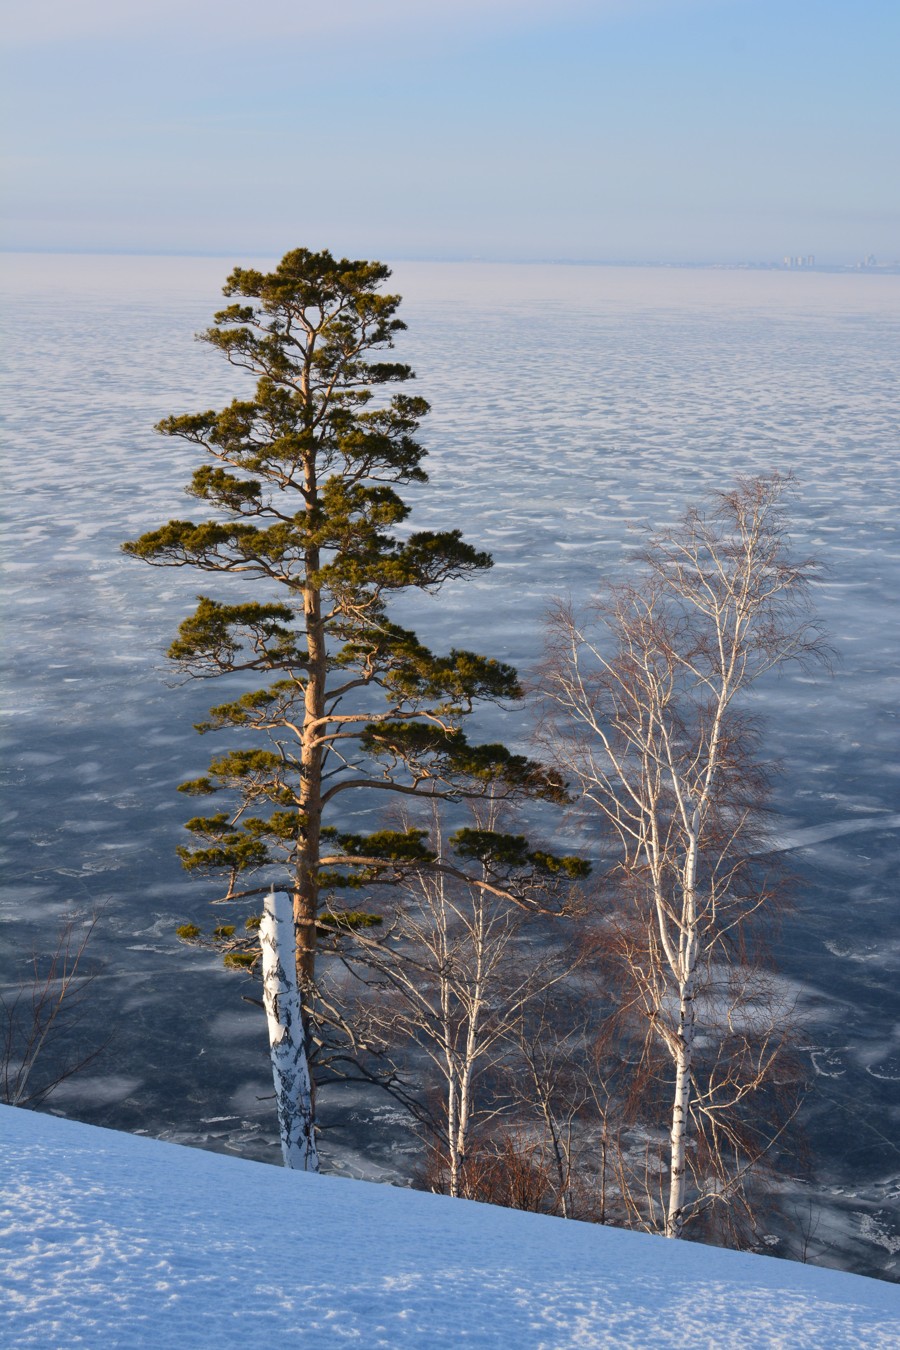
[767,814,900,854]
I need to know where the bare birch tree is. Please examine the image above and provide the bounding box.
[502,997,591,1219]
[539,474,825,1241]
[337,812,578,1199]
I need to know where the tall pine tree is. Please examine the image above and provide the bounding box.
[124,249,583,1152]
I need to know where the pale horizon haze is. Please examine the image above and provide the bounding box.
[2,0,898,264]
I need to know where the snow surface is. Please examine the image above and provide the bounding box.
[1,1108,897,1348]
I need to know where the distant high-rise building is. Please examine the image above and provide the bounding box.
[806,255,815,267]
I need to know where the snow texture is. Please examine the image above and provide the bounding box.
[1,1106,897,1348]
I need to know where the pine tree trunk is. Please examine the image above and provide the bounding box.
[293,447,325,1083]
[295,569,324,990]
[260,890,319,1171]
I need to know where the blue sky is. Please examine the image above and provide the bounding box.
[2,0,897,261]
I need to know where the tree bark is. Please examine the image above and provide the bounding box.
[666,981,695,1238]
[295,447,324,991]
[665,812,699,1238]
[260,890,319,1171]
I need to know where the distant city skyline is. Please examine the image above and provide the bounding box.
[2,0,898,262]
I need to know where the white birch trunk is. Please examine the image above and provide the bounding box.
[665,810,699,1238]
[260,890,319,1172]
[666,983,695,1238]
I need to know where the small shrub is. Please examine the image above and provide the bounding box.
[223,951,257,970]
[318,909,383,932]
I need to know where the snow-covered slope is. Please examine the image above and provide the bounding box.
[1,1107,897,1348]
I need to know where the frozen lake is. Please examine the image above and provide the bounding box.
[1,254,898,1278]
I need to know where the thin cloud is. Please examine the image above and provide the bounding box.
[4,0,701,47]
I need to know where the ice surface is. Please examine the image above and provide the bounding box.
[1,255,898,1277]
